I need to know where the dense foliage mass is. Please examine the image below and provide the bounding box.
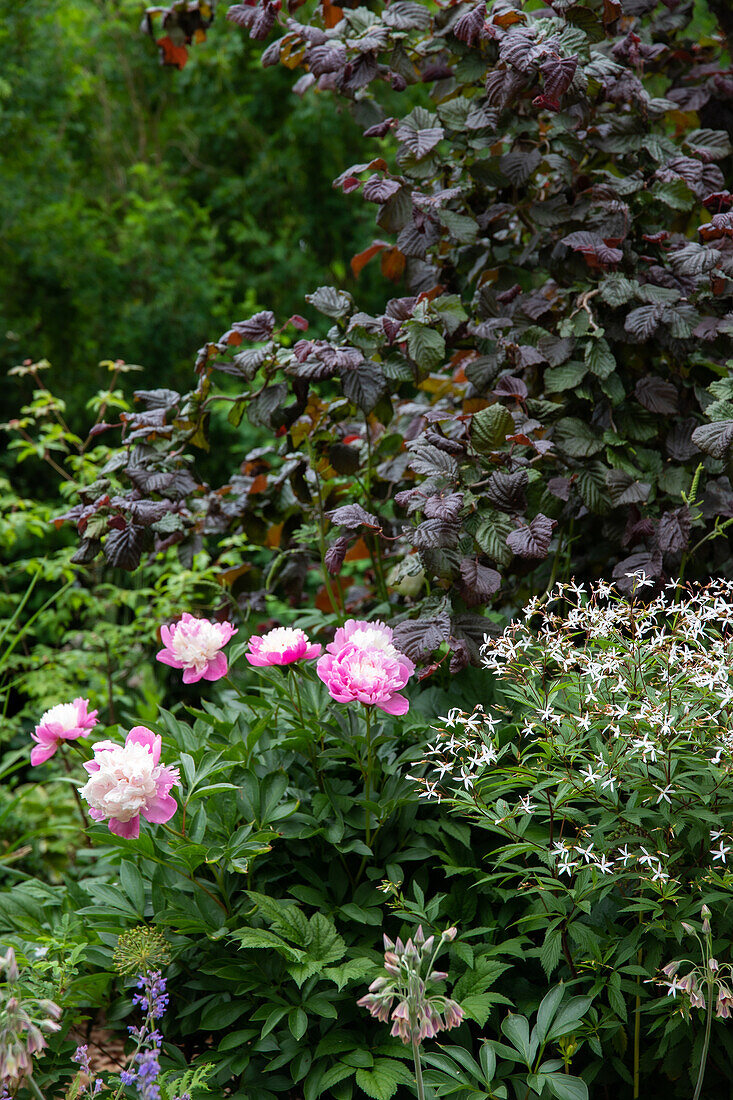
[3,1,733,1100]
[0,0,383,425]
[55,0,733,667]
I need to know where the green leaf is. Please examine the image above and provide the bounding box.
[471,405,514,453]
[584,337,615,379]
[119,861,145,915]
[546,997,593,1041]
[289,1007,308,1041]
[544,1072,589,1100]
[650,179,695,210]
[406,322,446,370]
[355,1059,412,1100]
[535,986,565,1044]
[544,361,587,393]
[473,512,514,568]
[500,1013,532,1064]
[554,417,605,457]
[316,1063,356,1097]
[540,929,563,978]
[231,927,304,962]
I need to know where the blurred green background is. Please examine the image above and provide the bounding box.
[0,0,384,426]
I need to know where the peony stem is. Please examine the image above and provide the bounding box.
[363,704,373,849]
[60,750,93,839]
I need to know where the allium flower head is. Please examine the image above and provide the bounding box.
[30,697,98,766]
[156,613,237,683]
[316,642,413,717]
[78,727,179,839]
[113,927,170,976]
[358,922,463,1047]
[245,626,321,667]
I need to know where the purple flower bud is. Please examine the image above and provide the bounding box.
[415,925,425,944]
[661,961,680,978]
[442,926,458,942]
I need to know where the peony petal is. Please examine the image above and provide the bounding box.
[182,665,204,684]
[156,648,184,669]
[108,815,140,839]
[30,743,57,766]
[303,643,323,660]
[141,792,178,824]
[201,652,228,681]
[375,692,410,716]
[126,727,161,765]
[245,651,270,667]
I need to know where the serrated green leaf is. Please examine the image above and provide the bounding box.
[471,404,514,453]
[355,1059,412,1100]
[406,322,446,370]
[584,337,615,380]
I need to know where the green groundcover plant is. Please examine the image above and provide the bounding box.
[1,580,732,1097]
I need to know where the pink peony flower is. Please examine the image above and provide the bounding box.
[78,727,180,839]
[156,613,237,684]
[30,698,98,766]
[245,626,322,667]
[317,642,414,715]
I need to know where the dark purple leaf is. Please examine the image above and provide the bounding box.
[453,2,486,45]
[393,613,451,660]
[103,523,145,571]
[485,469,528,513]
[231,311,276,341]
[423,493,464,521]
[493,375,528,400]
[328,503,379,529]
[363,176,403,204]
[506,513,557,559]
[342,360,387,414]
[410,517,461,549]
[459,558,501,606]
[691,420,733,459]
[666,418,700,461]
[612,551,662,595]
[71,538,102,565]
[325,535,352,575]
[133,388,181,410]
[656,507,690,554]
[561,231,623,266]
[129,500,174,526]
[635,377,678,415]
[536,54,577,109]
[547,477,572,501]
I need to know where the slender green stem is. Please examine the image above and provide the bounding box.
[633,933,642,1098]
[412,1033,426,1100]
[363,705,373,849]
[60,751,92,839]
[692,980,714,1100]
[26,1077,46,1100]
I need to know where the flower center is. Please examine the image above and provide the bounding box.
[261,627,306,655]
[41,702,79,728]
[171,621,224,670]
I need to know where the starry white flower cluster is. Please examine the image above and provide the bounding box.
[414,577,733,895]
